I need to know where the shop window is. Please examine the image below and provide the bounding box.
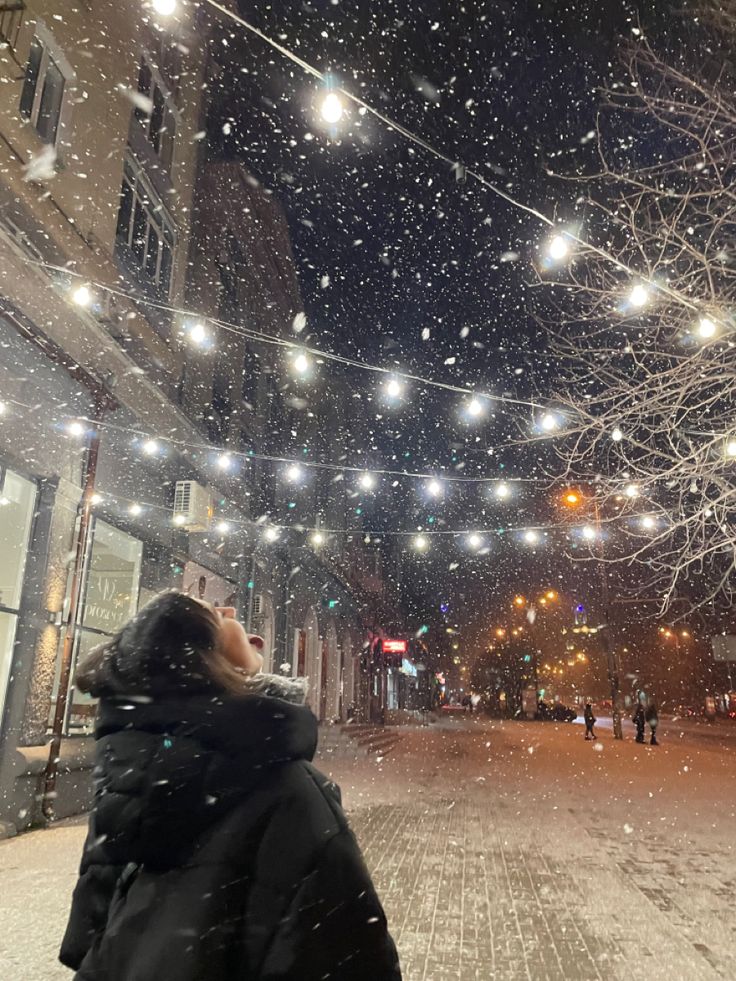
[19,24,74,147]
[115,156,176,297]
[58,520,143,733]
[0,469,37,725]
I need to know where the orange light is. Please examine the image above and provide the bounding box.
[562,489,582,507]
[539,597,547,606]
[514,595,526,607]
[495,628,506,638]
[545,590,558,601]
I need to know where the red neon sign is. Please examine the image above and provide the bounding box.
[382,639,408,655]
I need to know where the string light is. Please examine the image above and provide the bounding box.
[71,284,92,308]
[467,532,482,550]
[0,401,6,415]
[581,525,597,541]
[173,513,187,526]
[90,494,103,505]
[413,534,429,551]
[215,520,230,534]
[142,439,160,456]
[188,322,208,347]
[320,92,344,124]
[628,283,650,308]
[611,427,623,442]
[67,420,85,437]
[524,529,540,545]
[726,439,736,458]
[152,0,177,15]
[286,464,303,483]
[129,503,142,517]
[624,483,640,499]
[547,234,570,261]
[495,482,510,500]
[385,378,403,400]
[540,412,560,433]
[359,472,376,491]
[311,530,325,547]
[264,526,280,543]
[292,351,311,376]
[697,317,717,339]
[217,453,232,471]
[640,515,656,531]
[426,478,443,498]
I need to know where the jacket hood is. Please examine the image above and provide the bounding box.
[91,679,318,870]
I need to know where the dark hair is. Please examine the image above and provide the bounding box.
[76,590,247,698]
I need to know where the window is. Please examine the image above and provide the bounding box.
[0,1,25,53]
[18,25,73,146]
[0,468,36,726]
[135,55,177,174]
[115,157,176,296]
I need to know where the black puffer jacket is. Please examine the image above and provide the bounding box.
[60,686,401,980]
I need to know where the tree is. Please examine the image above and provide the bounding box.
[534,27,736,614]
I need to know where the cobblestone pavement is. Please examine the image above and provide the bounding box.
[1,716,734,980]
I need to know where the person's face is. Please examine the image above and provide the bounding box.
[197,602,265,675]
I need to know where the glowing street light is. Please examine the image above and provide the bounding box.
[514,595,526,608]
[189,322,207,347]
[426,478,443,498]
[264,526,280,543]
[311,530,325,547]
[128,503,142,517]
[217,453,232,471]
[413,534,429,552]
[358,472,376,491]
[562,489,582,508]
[545,590,558,601]
[624,483,640,499]
[581,525,597,541]
[466,397,484,419]
[142,439,159,456]
[467,532,482,551]
[67,420,85,437]
[495,482,510,500]
[292,351,311,376]
[320,92,344,124]
[286,464,303,483]
[640,515,656,531]
[540,412,560,433]
[524,529,540,545]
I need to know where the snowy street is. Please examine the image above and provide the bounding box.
[2,716,734,981]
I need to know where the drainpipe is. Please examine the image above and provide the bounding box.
[42,397,105,821]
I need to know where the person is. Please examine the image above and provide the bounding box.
[60,590,401,981]
[461,693,471,713]
[583,702,597,740]
[645,701,659,746]
[633,703,646,743]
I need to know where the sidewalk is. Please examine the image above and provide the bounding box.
[1,717,734,980]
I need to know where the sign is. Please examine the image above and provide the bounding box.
[83,521,142,634]
[382,639,408,655]
[712,635,736,663]
[401,658,417,677]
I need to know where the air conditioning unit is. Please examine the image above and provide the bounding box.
[173,480,213,532]
[252,594,264,617]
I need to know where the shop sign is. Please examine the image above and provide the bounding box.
[382,639,408,655]
[83,521,142,634]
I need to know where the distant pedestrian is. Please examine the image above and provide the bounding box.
[633,703,646,743]
[461,694,471,713]
[584,702,597,740]
[645,702,659,745]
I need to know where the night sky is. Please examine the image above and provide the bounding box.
[209,0,697,649]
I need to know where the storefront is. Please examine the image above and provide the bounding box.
[0,468,38,729]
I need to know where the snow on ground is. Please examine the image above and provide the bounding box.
[1,716,734,980]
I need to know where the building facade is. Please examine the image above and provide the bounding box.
[0,1,405,836]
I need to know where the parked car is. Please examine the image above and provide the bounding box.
[536,701,577,723]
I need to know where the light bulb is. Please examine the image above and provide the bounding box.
[217,453,232,470]
[90,494,103,505]
[173,513,187,526]
[581,525,596,541]
[189,322,207,346]
[524,530,540,545]
[726,440,736,458]
[612,427,623,442]
[547,234,569,261]
[629,283,649,308]
[264,527,280,543]
[286,464,303,483]
[540,412,559,432]
[640,515,656,531]
[72,284,92,307]
[427,479,443,497]
[467,533,482,550]
[215,521,230,535]
[413,534,429,551]
[142,439,159,456]
[320,92,344,124]
[359,472,376,491]
[293,352,310,375]
[0,401,6,415]
[152,0,177,15]
[624,483,639,499]
[67,420,85,437]
[467,397,483,418]
[311,531,325,547]
[698,317,717,339]
[495,482,510,500]
[385,378,403,399]
[129,503,142,517]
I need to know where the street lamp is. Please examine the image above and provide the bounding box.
[547,234,570,262]
[320,92,345,124]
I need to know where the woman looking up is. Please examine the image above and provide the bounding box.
[60,590,401,981]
